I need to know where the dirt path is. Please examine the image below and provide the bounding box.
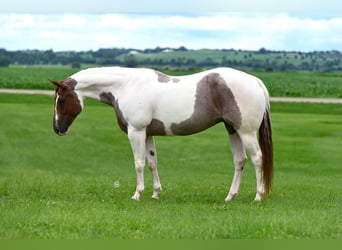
[0,89,54,96]
[0,89,341,104]
[270,97,342,104]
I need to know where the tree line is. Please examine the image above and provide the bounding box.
[0,47,186,67]
[0,47,341,72]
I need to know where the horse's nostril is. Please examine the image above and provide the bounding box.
[54,128,59,134]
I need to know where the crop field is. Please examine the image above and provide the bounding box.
[0,92,341,239]
[1,66,342,98]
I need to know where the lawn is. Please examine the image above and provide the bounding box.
[0,94,341,239]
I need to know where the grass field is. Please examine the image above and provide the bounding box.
[1,66,342,98]
[0,94,341,239]
[0,67,79,90]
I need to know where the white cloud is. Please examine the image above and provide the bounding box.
[60,15,88,27]
[98,14,147,30]
[0,13,341,51]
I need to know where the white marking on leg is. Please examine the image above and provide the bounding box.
[128,126,147,201]
[253,152,264,201]
[240,132,264,201]
[225,133,247,202]
[131,159,145,201]
[146,136,162,199]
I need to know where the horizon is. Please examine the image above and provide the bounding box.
[2,46,340,53]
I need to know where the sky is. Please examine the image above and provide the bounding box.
[1,0,342,52]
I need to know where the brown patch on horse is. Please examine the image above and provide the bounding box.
[100,92,128,133]
[100,92,166,136]
[52,78,81,135]
[171,73,241,135]
[155,71,170,82]
[154,70,180,83]
[146,119,166,136]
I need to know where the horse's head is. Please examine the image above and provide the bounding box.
[49,78,83,136]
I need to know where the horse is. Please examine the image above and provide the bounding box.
[49,67,273,202]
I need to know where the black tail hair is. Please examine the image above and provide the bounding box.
[259,108,273,195]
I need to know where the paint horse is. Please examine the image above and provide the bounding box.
[50,67,273,202]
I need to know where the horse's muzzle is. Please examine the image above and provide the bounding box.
[54,127,68,136]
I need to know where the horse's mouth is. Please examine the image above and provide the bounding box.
[54,128,68,136]
[58,131,68,136]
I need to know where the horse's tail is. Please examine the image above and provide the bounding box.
[259,104,273,195]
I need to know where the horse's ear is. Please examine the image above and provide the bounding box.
[49,79,67,89]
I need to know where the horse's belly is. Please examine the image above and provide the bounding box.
[152,85,198,135]
[153,101,220,136]
[154,101,195,135]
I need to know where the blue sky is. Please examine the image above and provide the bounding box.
[1,0,341,51]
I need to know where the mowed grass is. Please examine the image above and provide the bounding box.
[0,94,341,239]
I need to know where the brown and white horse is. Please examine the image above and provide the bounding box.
[50,67,273,202]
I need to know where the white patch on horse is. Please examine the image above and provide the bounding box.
[152,80,198,135]
[54,92,60,125]
[99,92,167,136]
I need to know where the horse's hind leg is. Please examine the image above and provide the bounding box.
[225,132,247,202]
[146,136,162,199]
[239,132,264,201]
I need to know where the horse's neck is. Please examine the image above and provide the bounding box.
[73,68,132,100]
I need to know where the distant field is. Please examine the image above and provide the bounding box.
[0,94,341,239]
[0,66,341,98]
[252,71,342,98]
[0,67,78,90]
[117,49,342,71]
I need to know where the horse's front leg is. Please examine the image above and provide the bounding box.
[128,126,147,201]
[146,136,162,199]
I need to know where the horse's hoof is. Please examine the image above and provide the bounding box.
[131,194,140,201]
[254,193,263,202]
[152,190,160,200]
[225,193,237,202]
[152,192,159,199]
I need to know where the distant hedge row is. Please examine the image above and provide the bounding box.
[1,47,341,72]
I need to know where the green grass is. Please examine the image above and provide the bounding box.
[0,66,79,90]
[1,66,342,98]
[252,71,342,98]
[0,94,341,239]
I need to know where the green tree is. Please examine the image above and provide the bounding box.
[123,54,137,68]
[71,62,81,69]
[0,54,10,67]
